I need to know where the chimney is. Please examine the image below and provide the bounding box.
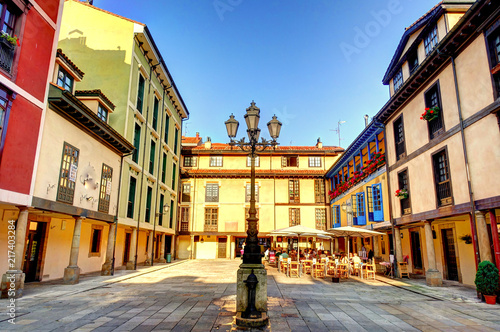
[316,137,323,149]
[196,132,200,139]
[204,137,211,149]
[364,114,370,128]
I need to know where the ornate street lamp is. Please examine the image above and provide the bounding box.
[225,101,282,265]
[226,102,281,327]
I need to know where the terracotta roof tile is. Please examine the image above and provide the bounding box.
[188,143,342,152]
[183,169,327,177]
[182,136,202,144]
[75,89,115,110]
[57,48,84,78]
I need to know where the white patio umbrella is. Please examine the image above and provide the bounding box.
[269,225,332,262]
[327,226,384,258]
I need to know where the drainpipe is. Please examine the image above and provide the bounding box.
[111,150,134,276]
[439,49,480,269]
[134,61,155,270]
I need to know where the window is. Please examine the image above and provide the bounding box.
[433,149,452,206]
[57,142,79,204]
[145,186,152,223]
[393,68,403,92]
[57,67,74,92]
[425,82,444,139]
[171,163,176,189]
[169,199,174,228]
[0,3,18,73]
[0,3,16,35]
[352,193,366,225]
[136,75,145,113]
[314,179,325,203]
[182,183,191,202]
[398,169,411,215]
[315,208,326,230]
[424,25,438,55]
[408,52,419,75]
[393,116,406,161]
[247,155,259,167]
[308,156,321,167]
[98,164,113,213]
[97,104,108,122]
[288,179,300,203]
[174,128,179,154]
[210,156,223,167]
[180,207,189,231]
[152,97,159,131]
[245,183,259,202]
[0,86,12,159]
[332,205,341,228]
[127,176,137,218]
[282,156,299,167]
[132,123,141,163]
[204,207,218,231]
[205,183,219,202]
[184,156,197,167]
[161,152,166,183]
[149,140,156,174]
[89,225,103,256]
[289,208,300,226]
[486,23,500,98]
[158,193,164,226]
[164,115,170,144]
[366,183,384,222]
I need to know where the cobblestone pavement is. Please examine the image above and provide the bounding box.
[1,260,499,331]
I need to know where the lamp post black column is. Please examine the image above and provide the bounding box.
[226,102,281,327]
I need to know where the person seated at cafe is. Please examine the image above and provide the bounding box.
[348,252,353,261]
[368,249,374,262]
[352,253,362,265]
[281,251,289,259]
[340,254,349,264]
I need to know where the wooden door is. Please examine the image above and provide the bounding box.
[24,231,39,282]
[218,237,227,258]
[410,231,423,273]
[123,232,131,264]
[441,228,459,281]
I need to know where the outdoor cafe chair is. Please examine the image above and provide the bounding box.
[326,261,336,276]
[337,263,349,279]
[362,263,376,280]
[303,260,312,274]
[312,263,325,278]
[289,261,300,278]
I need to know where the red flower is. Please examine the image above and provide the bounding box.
[425,108,430,111]
[430,110,434,113]
[420,117,423,120]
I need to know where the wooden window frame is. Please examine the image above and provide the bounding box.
[89,225,103,257]
[97,103,108,122]
[127,176,137,219]
[183,155,197,167]
[158,193,164,226]
[431,147,454,208]
[132,123,141,163]
[180,206,189,231]
[182,183,191,202]
[398,168,412,215]
[0,85,14,163]
[424,81,445,140]
[308,156,321,167]
[149,139,156,174]
[145,186,152,223]
[209,155,223,167]
[332,205,341,228]
[484,19,500,99]
[164,115,170,145]
[245,183,259,202]
[152,97,159,131]
[282,155,299,167]
[424,25,438,55]
[98,164,113,213]
[393,115,406,161]
[315,208,326,230]
[171,163,176,189]
[205,183,219,202]
[161,152,167,183]
[288,179,300,203]
[408,51,419,76]
[289,208,300,226]
[247,155,260,167]
[136,74,145,113]
[204,207,218,231]
[393,68,403,92]
[314,179,325,203]
[56,142,79,204]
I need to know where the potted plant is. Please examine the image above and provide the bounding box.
[0,32,20,48]
[459,234,472,244]
[474,261,499,304]
[395,189,408,199]
[420,106,439,121]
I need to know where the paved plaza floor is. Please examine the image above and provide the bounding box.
[1,259,499,331]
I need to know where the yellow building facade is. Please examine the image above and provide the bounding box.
[178,133,342,259]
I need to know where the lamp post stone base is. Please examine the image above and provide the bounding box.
[236,264,268,328]
[426,269,443,287]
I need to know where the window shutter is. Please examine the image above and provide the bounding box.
[366,186,374,221]
[356,192,366,226]
[351,195,358,225]
[282,156,286,167]
[373,183,384,221]
[296,156,299,167]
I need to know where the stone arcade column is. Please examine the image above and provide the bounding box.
[145,231,153,265]
[190,235,195,259]
[1,208,29,298]
[227,235,232,259]
[64,217,84,284]
[476,211,493,263]
[101,222,116,275]
[334,238,339,254]
[126,228,137,270]
[423,221,442,286]
[394,227,403,263]
[373,236,380,258]
[159,233,166,263]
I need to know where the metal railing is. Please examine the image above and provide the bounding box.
[0,39,14,73]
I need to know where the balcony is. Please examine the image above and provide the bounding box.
[437,180,452,206]
[0,38,15,73]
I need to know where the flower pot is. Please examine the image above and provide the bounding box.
[484,294,497,305]
[332,277,340,283]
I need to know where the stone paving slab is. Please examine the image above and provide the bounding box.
[0,260,499,331]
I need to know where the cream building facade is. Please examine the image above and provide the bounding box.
[178,132,343,260]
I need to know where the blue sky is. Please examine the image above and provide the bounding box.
[97,0,441,148]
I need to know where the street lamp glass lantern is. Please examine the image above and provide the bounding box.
[225,114,239,138]
[244,102,260,130]
[267,115,282,140]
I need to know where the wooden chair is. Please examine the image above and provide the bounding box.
[289,261,300,278]
[303,260,312,274]
[362,263,376,280]
[326,261,336,276]
[352,262,361,276]
[398,262,410,278]
[337,263,349,278]
[312,263,325,278]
